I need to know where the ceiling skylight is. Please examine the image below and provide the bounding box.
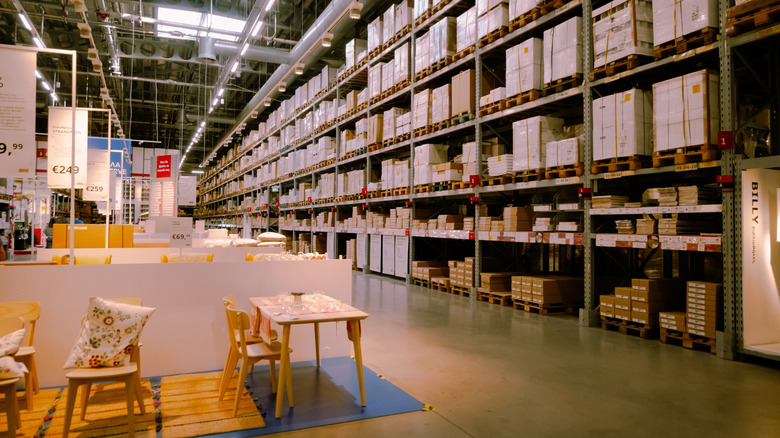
[156,7,246,42]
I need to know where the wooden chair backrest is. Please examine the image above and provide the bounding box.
[0,317,24,337]
[0,302,40,346]
[225,306,251,356]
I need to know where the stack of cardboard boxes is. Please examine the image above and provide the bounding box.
[512,116,564,172]
[543,16,582,85]
[653,70,719,153]
[511,276,584,305]
[503,206,534,231]
[414,144,449,186]
[478,0,509,39]
[592,0,653,69]
[545,137,580,169]
[686,281,722,338]
[506,37,543,99]
[599,278,685,326]
[652,0,717,47]
[412,260,449,282]
[457,6,477,53]
[592,89,653,162]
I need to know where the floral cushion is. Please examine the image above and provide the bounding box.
[0,329,25,357]
[0,356,28,379]
[63,297,155,369]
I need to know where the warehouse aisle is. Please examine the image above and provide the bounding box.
[266,272,780,438]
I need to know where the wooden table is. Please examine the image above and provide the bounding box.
[250,295,369,418]
[0,260,58,266]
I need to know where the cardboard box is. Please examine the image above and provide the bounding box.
[512,116,564,171]
[509,0,542,20]
[457,6,477,53]
[413,89,432,129]
[506,38,542,97]
[451,69,477,117]
[543,16,582,84]
[395,43,410,84]
[430,16,457,64]
[396,1,413,33]
[653,0,717,46]
[653,70,719,152]
[415,32,431,74]
[592,0,653,68]
[383,5,396,45]
[545,138,580,168]
[477,4,509,38]
[415,144,449,165]
[431,83,451,124]
[592,89,653,161]
[614,307,631,321]
[531,277,583,304]
[345,38,368,69]
[368,16,384,53]
[600,294,616,317]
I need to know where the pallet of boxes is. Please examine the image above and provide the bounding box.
[659,281,722,354]
[511,275,583,315]
[412,260,449,289]
[600,278,685,339]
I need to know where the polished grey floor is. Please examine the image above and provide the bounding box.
[268,272,780,438]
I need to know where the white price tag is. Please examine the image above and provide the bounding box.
[170,217,193,248]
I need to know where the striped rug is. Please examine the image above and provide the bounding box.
[160,371,264,438]
[0,387,61,437]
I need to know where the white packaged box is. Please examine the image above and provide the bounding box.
[345,38,368,69]
[415,0,431,19]
[478,4,509,38]
[414,164,434,185]
[413,89,432,130]
[394,160,410,188]
[395,43,410,84]
[382,61,394,92]
[396,0,413,33]
[512,116,564,171]
[369,64,382,99]
[431,84,451,124]
[592,0,653,68]
[457,6,477,53]
[415,32,431,74]
[321,66,338,90]
[545,137,580,168]
[384,5,396,45]
[382,159,398,190]
[368,16,384,53]
[543,16,582,84]
[653,0,717,46]
[592,88,653,161]
[415,144,449,165]
[506,37,543,97]
[433,168,463,183]
[509,0,542,20]
[653,70,719,152]
[430,17,458,64]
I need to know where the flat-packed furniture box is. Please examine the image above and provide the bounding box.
[478,3,509,39]
[451,69,477,118]
[545,137,580,168]
[457,6,478,52]
[592,88,653,161]
[430,17,457,64]
[543,16,582,84]
[600,294,616,317]
[652,0,718,46]
[413,89,432,130]
[415,32,431,75]
[512,116,565,171]
[383,5,395,45]
[659,311,686,331]
[431,84,451,124]
[531,277,584,305]
[480,272,516,291]
[506,37,543,97]
[395,43,410,84]
[653,70,719,153]
[592,0,653,68]
[686,281,723,337]
[345,38,368,69]
[368,15,383,53]
[503,206,533,231]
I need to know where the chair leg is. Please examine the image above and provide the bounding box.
[268,359,277,394]
[124,377,135,438]
[218,347,239,401]
[24,370,34,411]
[3,382,20,435]
[133,372,146,415]
[63,380,80,438]
[79,382,92,421]
[232,358,250,417]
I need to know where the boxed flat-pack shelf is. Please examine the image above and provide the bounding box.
[591,88,653,173]
[591,0,654,80]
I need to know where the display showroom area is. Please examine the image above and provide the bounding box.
[36,246,282,264]
[0,258,352,388]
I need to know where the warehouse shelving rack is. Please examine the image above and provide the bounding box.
[195,0,780,361]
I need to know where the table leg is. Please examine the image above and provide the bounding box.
[349,320,366,407]
[275,325,292,419]
[314,322,321,367]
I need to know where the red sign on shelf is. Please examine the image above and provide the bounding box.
[469,175,480,185]
[717,131,734,149]
[307,197,312,203]
[405,229,409,236]
[468,230,475,240]
[362,188,367,195]
[404,201,413,206]
[155,155,172,179]
[274,201,280,207]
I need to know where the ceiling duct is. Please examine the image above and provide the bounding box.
[198,36,217,62]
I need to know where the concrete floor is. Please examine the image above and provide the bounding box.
[268,272,780,438]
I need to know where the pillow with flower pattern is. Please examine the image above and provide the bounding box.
[0,356,27,379]
[63,297,155,369]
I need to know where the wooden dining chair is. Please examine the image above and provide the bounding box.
[0,302,38,412]
[223,306,291,417]
[62,298,150,438]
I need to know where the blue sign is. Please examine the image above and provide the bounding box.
[88,137,131,177]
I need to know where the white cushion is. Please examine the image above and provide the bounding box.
[0,356,27,379]
[63,297,155,369]
[258,232,286,243]
[0,329,25,357]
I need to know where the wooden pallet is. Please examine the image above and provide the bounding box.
[654,27,719,60]
[413,278,430,288]
[726,0,780,36]
[382,138,398,148]
[413,126,432,137]
[591,155,651,174]
[340,151,356,161]
[391,187,410,196]
[477,289,513,306]
[478,101,504,117]
[659,328,686,347]
[395,25,411,41]
[367,143,383,152]
[545,163,584,179]
[430,277,452,294]
[482,175,512,186]
[368,48,382,60]
[539,0,566,15]
[451,112,475,126]
[590,55,653,81]
[431,119,452,132]
[503,89,541,109]
[542,74,583,97]
[513,169,545,182]
[601,317,658,339]
[509,7,542,32]
[450,45,475,63]
[433,181,453,191]
[414,184,432,194]
[513,299,579,316]
[451,285,471,297]
[478,27,509,47]
[451,181,471,190]
[683,332,717,354]
[652,144,720,167]
[414,9,432,27]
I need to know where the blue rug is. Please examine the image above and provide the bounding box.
[209,356,424,437]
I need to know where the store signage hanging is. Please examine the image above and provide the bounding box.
[0,48,36,178]
[155,155,173,180]
[47,107,88,188]
[177,175,197,206]
[83,149,110,202]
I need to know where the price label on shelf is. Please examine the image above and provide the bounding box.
[170,217,193,248]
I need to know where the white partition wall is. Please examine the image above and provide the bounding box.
[741,169,780,357]
[0,259,353,387]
